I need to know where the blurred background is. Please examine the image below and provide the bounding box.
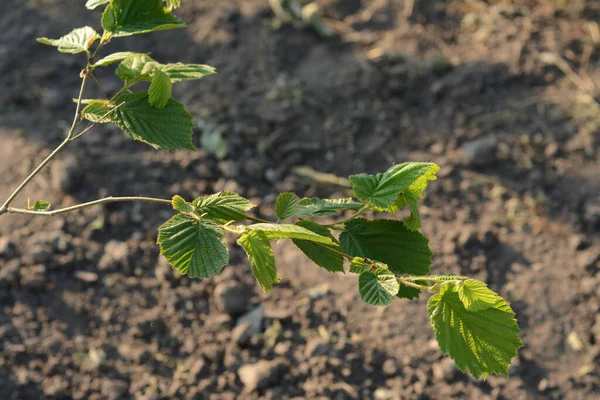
[0,0,599,399]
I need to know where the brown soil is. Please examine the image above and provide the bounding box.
[1,0,599,399]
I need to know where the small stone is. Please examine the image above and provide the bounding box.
[304,337,330,358]
[236,305,264,334]
[51,153,82,192]
[214,281,252,316]
[273,341,292,356]
[459,136,498,167]
[238,358,289,392]
[373,388,395,400]
[75,271,99,283]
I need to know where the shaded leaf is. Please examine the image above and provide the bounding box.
[428,283,523,379]
[111,92,195,151]
[148,70,172,108]
[358,268,400,306]
[238,231,279,292]
[246,223,335,244]
[296,197,363,218]
[37,27,99,54]
[93,51,148,67]
[275,192,300,220]
[81,100,113,123]
[115,54,158,82]
[161,63,216,82]
[157,214,229,278]
[340,218,431,275]
[340,218,432,300]
[192,191,255,224]
[292,220,344,273]
[102,0,186,38]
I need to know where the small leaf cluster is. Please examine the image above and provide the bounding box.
[38,0,214,151]
[35,0,522,380]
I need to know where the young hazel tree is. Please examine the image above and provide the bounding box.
[0,0,522,379]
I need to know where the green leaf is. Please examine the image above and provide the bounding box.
[349,162,438,210]
[110,92,195,151]
[157,214,229,278]
[172,195,194,214]
[350,257,390,275]
[350,257,371,274]
[115,54,158,83]
[238,231,279,293]
[456,279,503,312]
[101,0,186,38]
[246,223,335,244]
[192,191,255,224]
[396,284,421,300]
[340,218,431,275]
[292,221,344,273]
[160,63,217,82]
[358,268,400,306]
[81,100,113,123]
[86,0,109,10]
[93,52,148,67]
[340,218,432,300]
[275,192,300,220]
[32,200,51,211]
[148,70,172,109]
[296,197,363,218]
[428,283,523,379]
[400,190,421,231]
[395,163,439,230]
[37,27,99,54]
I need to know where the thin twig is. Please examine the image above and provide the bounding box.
[69,101,125,142]
[6,196,172,217]
[0,74,89,215]
[90,72,108,99]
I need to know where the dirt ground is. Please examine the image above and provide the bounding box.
[1,0,599,399]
